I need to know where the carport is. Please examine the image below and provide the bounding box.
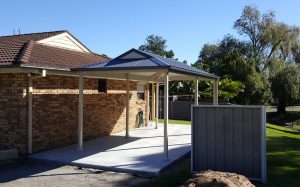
[74,48,219,160]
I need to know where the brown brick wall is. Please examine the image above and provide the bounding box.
[0,73,28,154]
[0,73,148,154]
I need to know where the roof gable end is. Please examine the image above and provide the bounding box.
[37,32,91,53]
[113,48,169,67]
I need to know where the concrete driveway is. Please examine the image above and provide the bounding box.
[30,124,191,177]
[0,159,147,187]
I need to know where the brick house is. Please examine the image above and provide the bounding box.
[0,30,218,157]
[0,31,149,155]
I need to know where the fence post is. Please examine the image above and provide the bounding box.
[213,79,219,105]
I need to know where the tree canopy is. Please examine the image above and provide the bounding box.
[194,5,300,108]
[138,7,300,111]
[270,65,300,113]
[139,34,174,58]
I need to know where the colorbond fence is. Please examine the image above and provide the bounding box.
[191,105,266,183]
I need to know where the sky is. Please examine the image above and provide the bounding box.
[1,0,300,64]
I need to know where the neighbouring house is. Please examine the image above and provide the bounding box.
[0,30,218,157]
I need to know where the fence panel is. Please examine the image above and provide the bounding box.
[192,105,266,182]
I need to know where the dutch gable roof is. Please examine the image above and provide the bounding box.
[82,48,218,79]
[0,30,108,69]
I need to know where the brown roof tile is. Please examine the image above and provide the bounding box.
[0,30,66,43]
[0,40,24,65]
[23,43,108,69]
[17,40,35,64]
[0,30,66,65]
[0,30,108,69]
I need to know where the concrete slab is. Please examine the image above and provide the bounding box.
[30,124,191,177]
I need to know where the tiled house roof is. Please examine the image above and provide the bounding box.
[0,31,65,65]
[0,30,108,69]
[24,42,107,69]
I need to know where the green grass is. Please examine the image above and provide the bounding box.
[261,124,300,187]
[136,119,300,187]
[158,119,191,125]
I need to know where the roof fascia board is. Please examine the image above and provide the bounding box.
[1,65,217,81]
[20,67,79,76]
[0,67,22,73]
[20,64,71,71]
[73,66,168,72]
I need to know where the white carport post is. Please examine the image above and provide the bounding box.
[163,72,169,160]
[78,75,83,151]
[155,81,159,129]
[145,83,150,126]
[28,74,33,154]
[151,83,155,122]
[195,79,199,105]
[213,79,219,105]
[125,73,130,138]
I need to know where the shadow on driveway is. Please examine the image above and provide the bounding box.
[0,159,147,187]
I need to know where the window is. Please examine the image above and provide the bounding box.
[98,79,107,93]
[137,84,145,100]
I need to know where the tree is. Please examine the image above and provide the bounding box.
[197,78,245,103]
[233,6,300,72]
[219,78,245,103]
[196,35,249,81]
[194,5,300,105]
[139,35,194,96]
[196,43,219,72]
[139,35,174,58]
[270,65,300,113]
[194,35,271,104]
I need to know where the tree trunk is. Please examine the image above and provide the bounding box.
[277,104,286,114]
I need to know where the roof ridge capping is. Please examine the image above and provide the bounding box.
[0,30,67,38]
[135,49,170,67]
[135,49,219,79]
[17,40,35,64]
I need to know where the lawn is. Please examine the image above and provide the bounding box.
[158,119,191,125]
[137,115,300,187]
[261,124,300,187]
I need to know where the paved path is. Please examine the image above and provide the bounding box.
[30,124,191,176]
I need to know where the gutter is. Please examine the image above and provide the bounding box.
[21,64,71,71]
